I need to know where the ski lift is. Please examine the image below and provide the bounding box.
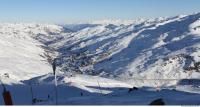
[52,58,58,75]
[52,58,58,105]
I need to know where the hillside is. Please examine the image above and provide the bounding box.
[50,13,200,85]
[0,13,200,105]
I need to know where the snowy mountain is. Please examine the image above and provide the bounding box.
[0,23,56,81]
[54,13,200,84]
[0,13,200,105]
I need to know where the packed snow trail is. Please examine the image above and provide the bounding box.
[0,74,200,105]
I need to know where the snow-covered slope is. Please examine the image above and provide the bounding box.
[1,13,200,84]
[0,13,200,105]
[0,23,63,81]
[1,73,200,105]
[49,13,200,85]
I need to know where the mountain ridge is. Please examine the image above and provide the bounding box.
[0,13,200,85]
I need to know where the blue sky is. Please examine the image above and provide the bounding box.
[0,0,200,23]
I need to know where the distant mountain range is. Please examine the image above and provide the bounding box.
[0,13,200,85]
